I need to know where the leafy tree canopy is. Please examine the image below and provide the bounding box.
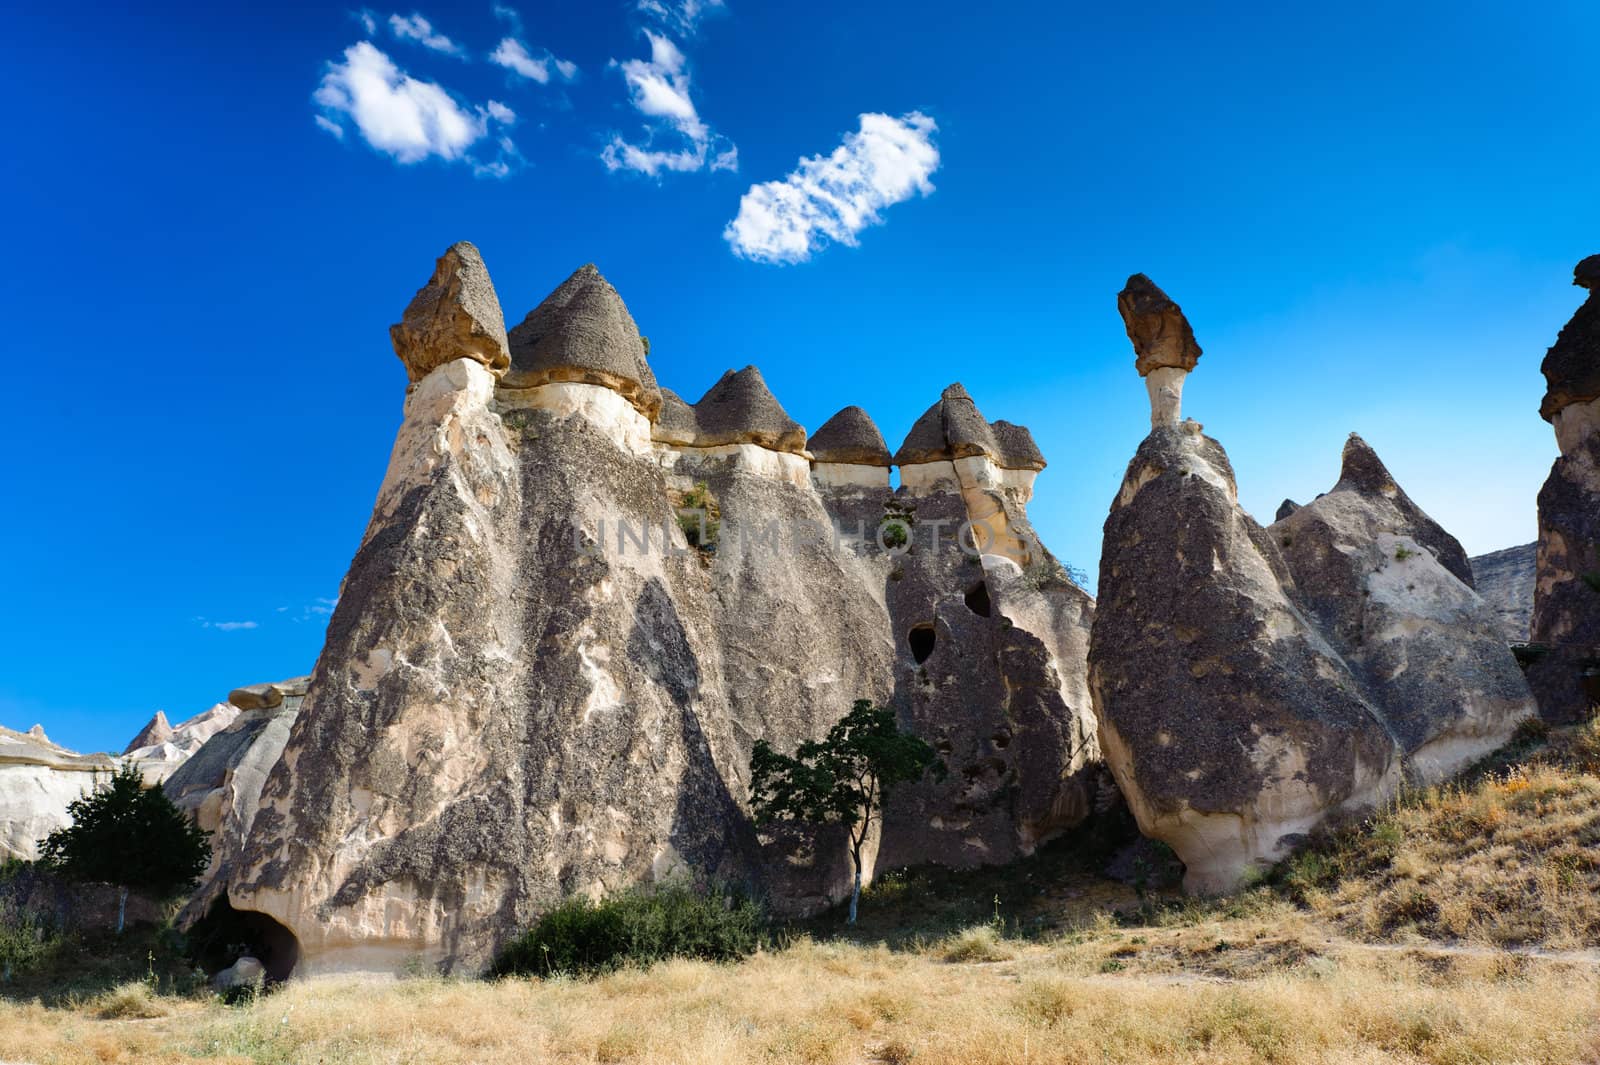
[40,764,209,903]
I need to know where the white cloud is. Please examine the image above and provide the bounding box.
[197,618,258,631]
[724,111,939,264]
[314,41,519,176]
[355,8,378,35]
[389,12,464,56]
[637,0,725,35]
[602,31,735,177]
[490,37,578,84]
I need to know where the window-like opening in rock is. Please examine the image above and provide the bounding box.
[964,580,992,617]
[908,624,936,664]
[189,896,302,983]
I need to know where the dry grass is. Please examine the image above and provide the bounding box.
[1287,722,1600,950]
[1,934,1596,1064]
[935,924,1017,963]
[89,981,170,1020]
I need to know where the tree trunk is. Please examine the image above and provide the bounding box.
[848,839,863,925]
[116,886,127,935]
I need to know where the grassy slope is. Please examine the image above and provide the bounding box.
[3,720,1599,1064]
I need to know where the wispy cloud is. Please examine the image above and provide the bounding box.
[725,111,939,264]
[601,31,735,177]
[637,0,725,35]
[313,41,519,177]
[355,8,378,35]
[489,36,578,84]
[196,617,259,632]
[388,12,464,56]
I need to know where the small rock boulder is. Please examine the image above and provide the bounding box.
[389,242,511,384]
[211,955,265,992]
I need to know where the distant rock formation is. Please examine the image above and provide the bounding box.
[1090,276,1533,892]
[1529,255,1600,721]
[122,703,241,783]
[0,726,114,861]
[223,248,1099,977]
[167,677,309,929]
[1470,543,1537,643]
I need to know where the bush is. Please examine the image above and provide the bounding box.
[491,882,766,978]
[0,899,58,982]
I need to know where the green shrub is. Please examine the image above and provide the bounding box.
[0,899,58,982]
[491,881,766,978]
[674,482,721,550]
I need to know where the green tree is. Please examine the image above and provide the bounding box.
[39,765,210,933]
[749,700,943,924]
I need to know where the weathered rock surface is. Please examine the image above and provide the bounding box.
[807,406,892,467]
[0,726,114,861]
[224,249,1100,977]
[1270,436,1534,782]
[1530,256,1600,722]
[123,702,242,783]
[123,710,173,753]
[389,242,510,384]
[1470,543,1537,643]
[1090,420,1400,893]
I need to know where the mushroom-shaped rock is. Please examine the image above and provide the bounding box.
[893,385,1045,472]
[652,387,701,446]
[807,406,891,466]
[123,711,174,755]
[504,264,662,419]
[1529,255,1600,722]
[690,366,807,452]
[991,421,1046,472]
[1539,255,1600,451]
[1271,435,1534,781]
[389,242,511,384]
[1118,274,1201,427]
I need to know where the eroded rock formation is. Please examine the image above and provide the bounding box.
[389,242,510,384]
[1529,255,1600,721]
[1118,274,1202,428]
[1470,543,1536,644]
[0,726,113,861]
[225,250,1098,976]
[1091,276,1534,891]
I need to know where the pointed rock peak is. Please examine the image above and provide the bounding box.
[690,366,806,452]
[504,263,662,419]
[1117,273,1202,377]
[27,724,47,741]
[389,241,511,385]
[1335,434,1399,497]
[808,406,891,466]
[1275,499,1301,521]
[123,710,174,755]
[1539,253,1600,422]
[891,384,1043,471]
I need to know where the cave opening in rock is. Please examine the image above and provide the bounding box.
[189,896,302,982]
[908,624,936,664]
[964,580,992,617]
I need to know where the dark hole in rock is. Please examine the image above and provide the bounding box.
[908,624,936,664]
[964,580,992,617]
[188,896,301,982]
[991,729,1012,750]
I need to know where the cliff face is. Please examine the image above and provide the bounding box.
[1470,543,1537,643]
[225,247,1098,977]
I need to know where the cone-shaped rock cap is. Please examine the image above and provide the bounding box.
[122,710,173,754]
[892,384,1046,471]
[1538,254,1600,421]
[653,388,701,446]
[389,241,511,384]
[807,406,892,466]
[1332,433,1474,586]
[1117,273,1202,377]
[504,264,662,419]
[689,366,806,452]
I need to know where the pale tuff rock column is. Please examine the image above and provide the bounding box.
[1089,275,1400,893]
[1530,255,1600,722]
[1117,274,1202,428]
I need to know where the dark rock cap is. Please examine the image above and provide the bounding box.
[807,406,891,466]
[123,710,173,754]
[1538,254,1600,421]
[1275,499,1301,521]
[653,387,700,446]
[1117,274,1202,377]
[389,242,511,384]
[690,366,807,452]
[1331,434,1474,586]
[892,384,1046,471]
[504,264,662,419]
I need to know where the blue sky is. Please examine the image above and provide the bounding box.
[2,1,1595,753]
